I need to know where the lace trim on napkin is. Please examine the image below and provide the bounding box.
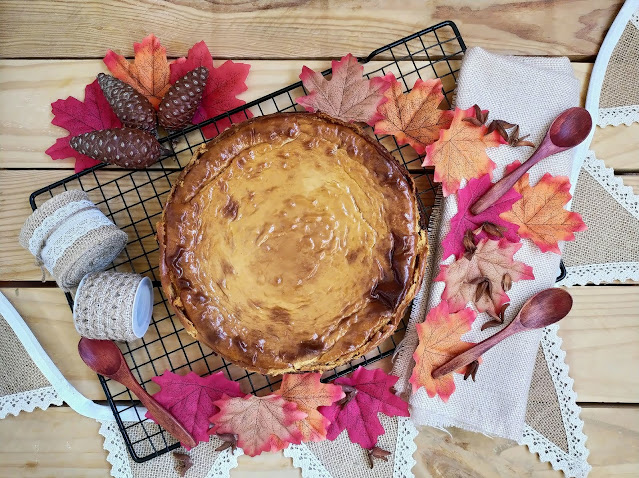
[98,420,242,478]
[284,417,419,478]
[0,386,62,419]
[558,151,639,287]
[598,105,639,127]
[519,325,591,478]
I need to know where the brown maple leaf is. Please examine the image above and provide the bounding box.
[435,238,535,316]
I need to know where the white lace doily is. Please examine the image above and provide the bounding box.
[519,325,591,478]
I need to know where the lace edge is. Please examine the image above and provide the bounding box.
[523,324,591,477]
[558,263,639,286]
[520,425,592,478]
[204,448,244,478]
[581,151,639,219]
[393,417,419,478]
[597,105,639,127]
[0,386,63,419]
[98,419,133,478]
[283,443,332,478]
[630,9,639,30]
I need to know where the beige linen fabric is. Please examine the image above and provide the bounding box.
[393,47,581,441]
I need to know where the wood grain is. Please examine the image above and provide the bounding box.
[0,405,636,477]
[0,1,621,60]
[2,285,637,402]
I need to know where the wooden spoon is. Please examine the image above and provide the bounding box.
[431,288,573,379]
[470,107,592,215]
[78,338,197,448]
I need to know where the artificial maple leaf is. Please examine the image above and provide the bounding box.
[296,53,393,125]
[275,373,344,442]
[436,238,535,315]
[145,371,243,447]
[45,79,122,172]
[318,367,409,449]
[499,162,586,254]
[409,301,477,401]
[104,34,171,109]
[374,77,454,154]
[210,394,305,457]
[441,173,521,260]
[169,41,252,138]
[423,106,506,196]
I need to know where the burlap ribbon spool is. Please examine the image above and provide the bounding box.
[74,272,153,342]
[19,190,128,291]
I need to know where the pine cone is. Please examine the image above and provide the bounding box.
[158,66,209,130]
[70,128,165,169]
[97,73,157,133]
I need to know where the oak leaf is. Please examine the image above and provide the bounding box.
[500,163,586,254]
[45,79,122,172]
[409,301,477,401]
[423,106,506,196]
[145,371,243,447]
[442,173,521,260]
[104,34,171,109]
[296,54,393,125]
[318,367,409,449]
[436,238,535,315]
[374,77,453,153]
[210,394,305,456]
[275,373,345,442]
[169,41,252,138]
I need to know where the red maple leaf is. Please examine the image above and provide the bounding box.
[442,173,521,260]
[410,301,477,401]
[210,394,305,456]
[45,79,122,172]
[103,34,171,109]
[170,41,252,138]
[318,367,409,449]
[296,54,393,125]
[275,373,344,442]
[145,371,243,447]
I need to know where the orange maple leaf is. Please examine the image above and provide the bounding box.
[104,34,171,109]
[374,77,454,154]
[423,106,506,196]
[500,164,587,254]
[276,373,345,442]
[210,394,305,456]
[410,301,477,402]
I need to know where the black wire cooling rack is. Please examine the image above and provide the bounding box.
[30,21,466,462]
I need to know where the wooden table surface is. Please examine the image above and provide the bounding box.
[1,1,638,477]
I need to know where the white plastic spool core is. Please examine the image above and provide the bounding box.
[132,276,153,338]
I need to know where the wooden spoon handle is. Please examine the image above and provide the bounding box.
[432,325,517,379]
[118,373,198,448]
[470,141,555,215]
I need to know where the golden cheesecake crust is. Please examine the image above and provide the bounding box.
[158,113,426,375]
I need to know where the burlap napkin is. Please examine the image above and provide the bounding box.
[0,312,62,418]
[393,47,581,441]
[598,7,639,127]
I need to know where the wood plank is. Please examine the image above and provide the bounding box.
[0,1,621,59]
[2,285,637,402]
[559,286,639,403]
[0,405,636,477]
[4,60,636,172]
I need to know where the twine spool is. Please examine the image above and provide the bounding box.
[19,190,127,291]
[73,272,153,342]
